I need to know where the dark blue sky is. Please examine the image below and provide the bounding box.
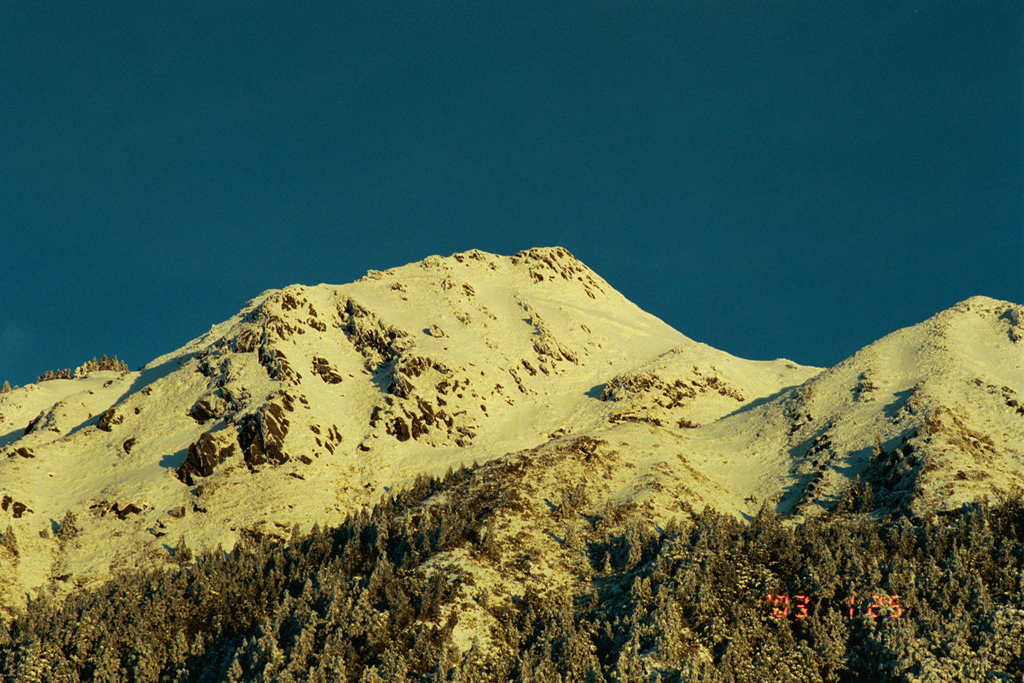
[2,2,1021,387]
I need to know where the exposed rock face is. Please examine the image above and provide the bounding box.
[97,408,122,431]
[511,247,607,299]
[602,366,744,404]
[2,495,31,519]
[0,247,1016,623]
[187,389,240,424]
[1000,304,1024,343]
[311,357,343,384]
[337,298,410,372]
[258,347,300,384]
[176,432,236,485]
[23,412,45,435]
[22,398,93,436]
[600,364,746,428]
[196,290,316,386]
[236,393,294,470]
[89,500,144,520]
[519,301,578,365]
[369,394,463,445]
[386,355,447,399]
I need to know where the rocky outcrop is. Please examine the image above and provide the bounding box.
[188,389,238,423]
[236,393,294,470]
[258,347,300,384]
[309,423,342,455]
[176,432,237,485]
[198,290,320,386]
[963,299,1024,344]
[601,372,697,405]
[511,247,607,299]
[88,500,145,520]
[601,367,745,407]
[518,301,578,365]
[386,355,448,399]
[97,408,122,431]
[368,394,469,446]
[248,293,308,343]
[23,411,47,435]
[311,357,343,384]
[1,495,31,519]
[216,291,318,356]
[337,298,410,372]
[1002,306,1024,343]
[598,364,749,429]
[783,385,818,437]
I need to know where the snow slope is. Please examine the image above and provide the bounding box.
[685,295,1024,517]
[0,248,1018,615]
[387,296,1023,652]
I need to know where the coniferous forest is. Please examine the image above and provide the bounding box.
[1,468,1022,682]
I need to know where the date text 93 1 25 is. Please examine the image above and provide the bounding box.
[766,594,903,619]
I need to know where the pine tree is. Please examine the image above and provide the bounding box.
[56,510,79,541]
[175,536,192,565]
[0,526,17,557]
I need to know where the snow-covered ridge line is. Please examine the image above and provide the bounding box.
[0,248,1018,617]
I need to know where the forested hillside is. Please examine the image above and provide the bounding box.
[1,252,1019,681]
[1,465,1021,682]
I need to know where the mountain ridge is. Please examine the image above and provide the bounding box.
[0,248,1019,618]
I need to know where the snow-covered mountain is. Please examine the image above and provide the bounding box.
[701,295,1024,517]
[0,247,1020,613]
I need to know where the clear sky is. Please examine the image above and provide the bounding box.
[1,2,1021,387]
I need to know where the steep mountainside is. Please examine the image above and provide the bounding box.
[697,295,1024,517]
[0,248,1020,623]
[369,300,1023,652]
[0,247,815,609]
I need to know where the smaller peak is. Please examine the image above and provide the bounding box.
[933,296,1023,326]
[509,247,607,294]
[255,286,314,312]
[947,295,1018,313]
[417,254,449,269]
[384,250,501,273]
[512,246,579,263]
[448,248,501,265]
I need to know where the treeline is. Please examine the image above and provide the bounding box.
[0,470,1021,682]
[1,356,130,394]
[35,356,130,383]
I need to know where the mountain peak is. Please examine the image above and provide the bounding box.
[706,293,1024,518]
[0,247,715,606]
[0,249,1018,614]
[347,246,610,302]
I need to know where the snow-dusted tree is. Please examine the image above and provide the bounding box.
[0,526,17,557]
[56,510,79,541]
[74,355,130,377]
[223,656,245,683]
[174,535,192,565]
